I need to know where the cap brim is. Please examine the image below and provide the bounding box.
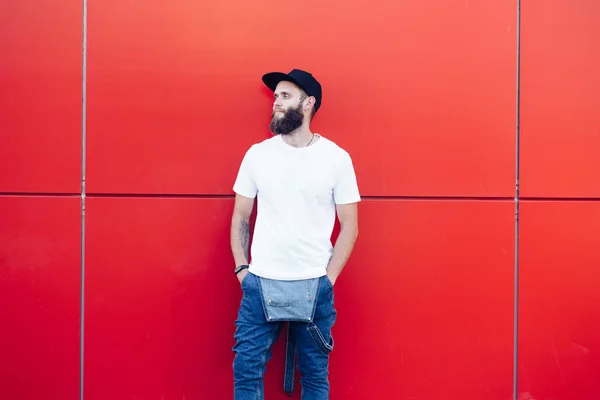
[262,72,303,92]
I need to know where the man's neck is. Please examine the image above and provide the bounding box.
[281,125,314,148]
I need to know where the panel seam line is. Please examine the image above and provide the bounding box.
[513,0,522,398]
[80,0,87,399]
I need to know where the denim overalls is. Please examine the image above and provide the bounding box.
[233,272,336,399]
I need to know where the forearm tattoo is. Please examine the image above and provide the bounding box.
[240,220,250,260]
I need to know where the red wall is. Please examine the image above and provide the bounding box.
[1,0,598,399]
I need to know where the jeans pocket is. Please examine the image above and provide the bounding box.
[325,275,334,290]
[307,322,334,354]
[240,271,252,288]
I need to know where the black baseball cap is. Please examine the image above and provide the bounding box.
[262,69,322,112]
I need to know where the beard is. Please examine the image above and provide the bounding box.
[269,102,304,135]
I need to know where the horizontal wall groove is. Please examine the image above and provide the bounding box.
[520,197,600,202]
[86,193,235,199]
[0,192,80,197]
[358,195,514,201]
[0,193,515,201]
[4,193,600,202]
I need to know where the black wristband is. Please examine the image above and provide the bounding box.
[234,264,249,275]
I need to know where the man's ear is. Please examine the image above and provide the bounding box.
[304,96,315,110]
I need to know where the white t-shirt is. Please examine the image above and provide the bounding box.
[233,134,361,281]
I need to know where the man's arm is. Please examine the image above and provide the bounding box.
[326,202,359,285]
[230,194,255,283]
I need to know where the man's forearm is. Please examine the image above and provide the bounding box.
[326,224,358,283]
[231,216,251,267]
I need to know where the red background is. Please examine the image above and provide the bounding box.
[1,0,599,399]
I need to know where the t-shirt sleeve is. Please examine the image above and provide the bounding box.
[333,150,361,204]
[232,146,258,198]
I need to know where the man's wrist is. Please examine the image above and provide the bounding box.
[234,264,249,275]
[326,270,339,284]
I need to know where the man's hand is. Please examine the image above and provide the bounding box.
[237,269,249,285]
[326,272,337,286]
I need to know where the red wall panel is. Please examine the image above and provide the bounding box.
[0,2,82,193]
[84,197,238,400]
[0,196,80,400]
[335,200,514,399]
[87,0,516,197]
[520,1,600,198]
[84,198,514,399]
[518,201,600,400]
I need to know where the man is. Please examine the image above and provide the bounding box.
[230,69,360,399]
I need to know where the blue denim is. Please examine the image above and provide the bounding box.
[259,276,320,322]
[233,272,336,400]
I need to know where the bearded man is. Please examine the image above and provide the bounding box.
[230,69,360,400]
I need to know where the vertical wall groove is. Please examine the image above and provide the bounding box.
[513,0,522,398]
[80,0,88,399]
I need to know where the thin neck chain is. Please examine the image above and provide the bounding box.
[305,133,315,147]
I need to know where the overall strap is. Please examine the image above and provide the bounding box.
[283,322,296,396]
